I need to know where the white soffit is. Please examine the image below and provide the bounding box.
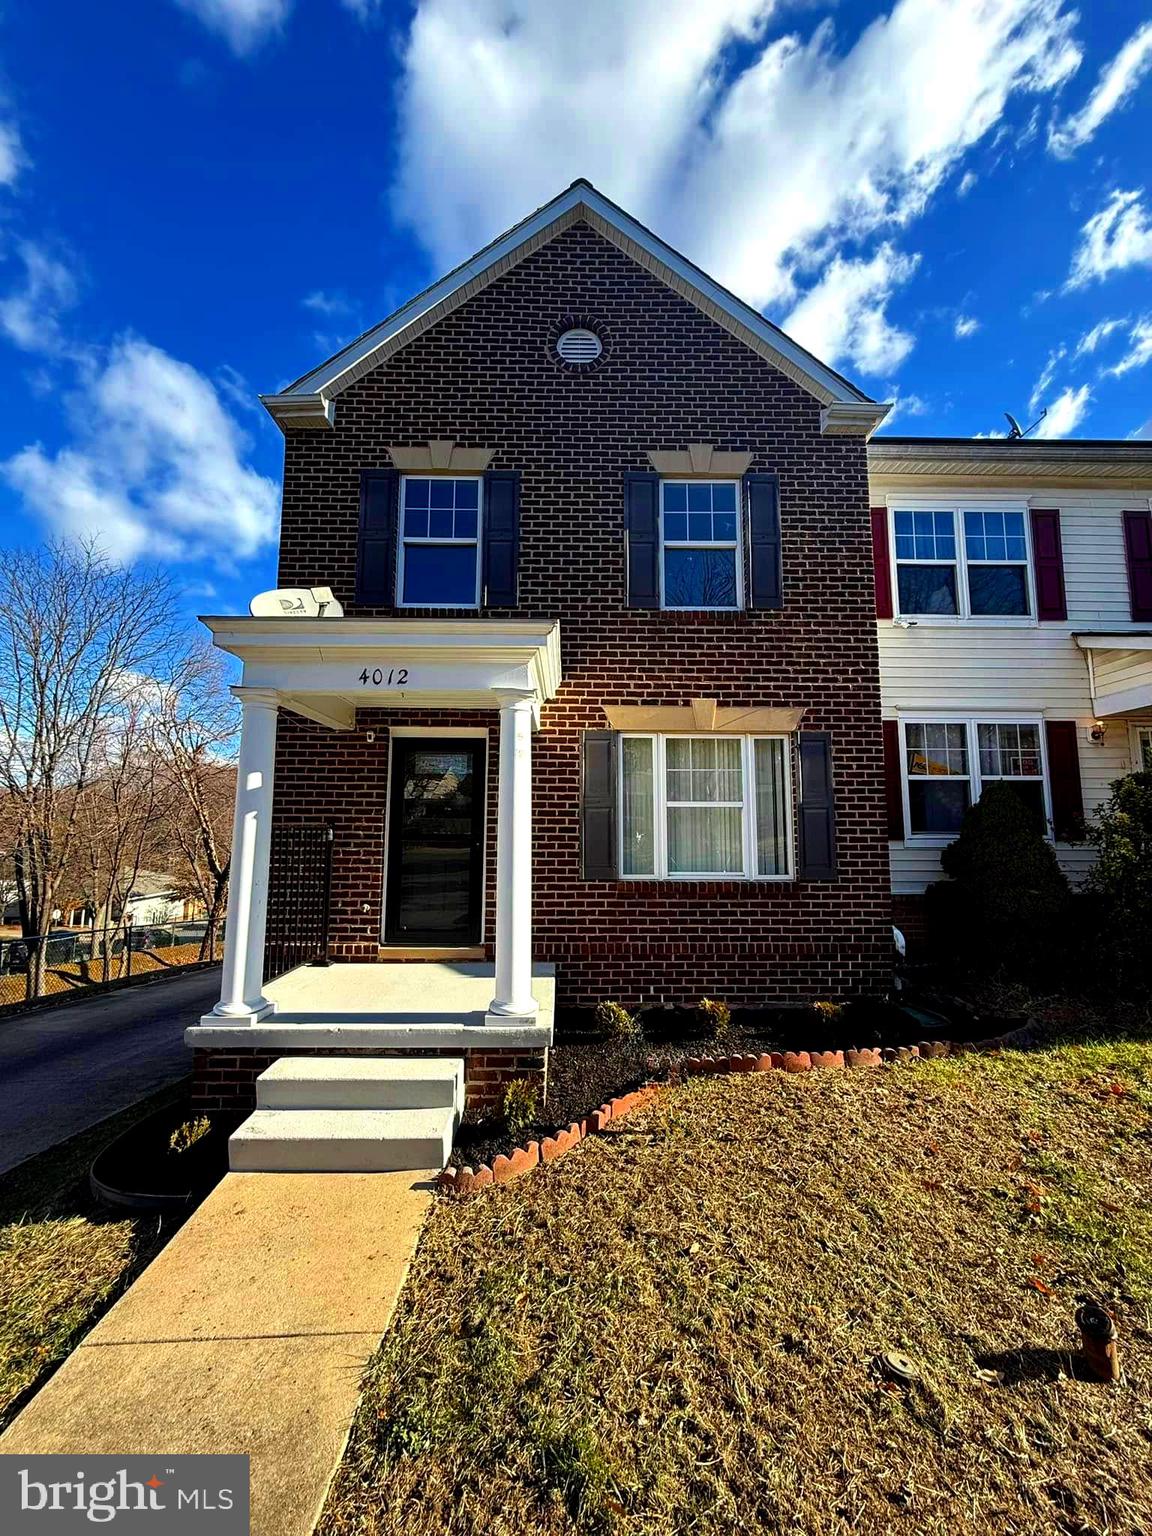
[262,181,888,437]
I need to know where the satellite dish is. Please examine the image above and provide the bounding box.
[249,586,344,619]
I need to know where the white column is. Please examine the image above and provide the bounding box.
[488,690,538,1020]
[212,687,279,1019]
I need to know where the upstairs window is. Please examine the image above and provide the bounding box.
[398,477,482,608]
[892,507,1032,619]
[660,481,742,610]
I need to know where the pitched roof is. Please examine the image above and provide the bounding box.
[262,179,890,439]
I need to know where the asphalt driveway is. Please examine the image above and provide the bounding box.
[0,967,221,1174]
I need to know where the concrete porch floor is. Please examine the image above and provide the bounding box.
[189,961,555,1051]
[264,959,555,1025]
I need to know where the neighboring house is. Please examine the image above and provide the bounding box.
[869,438,1152,937]
[184,180,1152,1167]
[59,874,203,930]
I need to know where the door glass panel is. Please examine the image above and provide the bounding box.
[389,746,481,942]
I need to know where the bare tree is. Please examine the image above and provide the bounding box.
[149,646,238,960]
[0,541,181,993]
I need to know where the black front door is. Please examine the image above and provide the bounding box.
[384,739,486,945]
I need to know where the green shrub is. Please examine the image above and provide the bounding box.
[593,1000,639,1038]
[502,1078,539,1138]
[928,782,1070,981]
[1085,771,1152,996]
[699,997,731,1036]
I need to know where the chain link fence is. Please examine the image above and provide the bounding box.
[0,920,224,1011]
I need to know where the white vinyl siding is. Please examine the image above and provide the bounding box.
[873,478,1152,893]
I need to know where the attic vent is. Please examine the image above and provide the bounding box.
[556,327,603,364]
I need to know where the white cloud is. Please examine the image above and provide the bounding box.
[1048,20,1152,157]
[884,390,930,426]
[1107,316,1152,377]
[341,0,385,15]
[956,171,978,197]
[1067,188,1152,288]
[302,290,357,316]
[1029,344,1066,412]
[954,314,980,337]
[1033,383,1091,437]
[1074,315,1126,356]
[0,242,81,356]
[394,0,1082,312]
[172,0,291,54]
[0,120,24,185]
[3,338,278,566]
[783,244,919,375]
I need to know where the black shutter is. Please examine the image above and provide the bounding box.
[483,470,520,608]
[745,472,782,610]
[624,472,660,608]
[356,469,398,606]
[798,732,837,880]
[581,731,618,879]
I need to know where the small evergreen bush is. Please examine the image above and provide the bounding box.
[927,782,1070,981]
[699,997,732,1036]
[502,1078,539,1138]
[1085,770,1152,997]
[593,1000,640,1038]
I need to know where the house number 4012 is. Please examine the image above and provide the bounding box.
[358,667,409,686]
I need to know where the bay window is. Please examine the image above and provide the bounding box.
[620,734,792,878]
[902,718,1049,838]
[891,506,1032,619]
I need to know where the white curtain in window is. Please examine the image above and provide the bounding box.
[621,736,655,875]
[755,738,788,875]
[666,737,743,874]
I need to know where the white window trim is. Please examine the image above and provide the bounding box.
[396,474,484,610]
[658,478,744,612]
[1132,723,1152,773]
[898,714,1053,847]
[617,732,794,880]
[886,502,1037,627]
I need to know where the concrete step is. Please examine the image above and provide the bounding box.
[255,1056,463,1112]
[228,1106,455,1173]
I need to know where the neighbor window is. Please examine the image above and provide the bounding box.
[1136,725,1152,773]
[398,477,482,607]
[620,734,791,878]
[660,481,742,610]
[902,718,1048,837]
[892,507,1031,618]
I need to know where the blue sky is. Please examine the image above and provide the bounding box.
[1,0,1151,622]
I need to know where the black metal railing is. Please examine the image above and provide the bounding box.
[264,823,334,982]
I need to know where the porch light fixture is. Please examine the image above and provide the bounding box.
[1089,719,1108,744]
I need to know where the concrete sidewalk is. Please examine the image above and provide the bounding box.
[1,1168,432,1536]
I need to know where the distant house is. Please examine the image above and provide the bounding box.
[60,873,205,930]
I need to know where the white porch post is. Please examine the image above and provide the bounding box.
[212,687,279,1019]
[488,689,538,1019]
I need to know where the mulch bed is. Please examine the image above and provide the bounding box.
[450,993,1019,1170]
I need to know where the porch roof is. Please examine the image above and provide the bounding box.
[201,615,562,730]
[1075,632,1152,718]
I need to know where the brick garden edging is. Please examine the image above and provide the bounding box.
[437,1019,1036,1198]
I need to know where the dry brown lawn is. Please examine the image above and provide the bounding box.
[321,1030,1152,1536]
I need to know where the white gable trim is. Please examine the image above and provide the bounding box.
[262,182,889,438]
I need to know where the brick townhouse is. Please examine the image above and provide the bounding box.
[185,181,1152,1171]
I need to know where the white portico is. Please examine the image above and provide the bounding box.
[189,616,561,1045]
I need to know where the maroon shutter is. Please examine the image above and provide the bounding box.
[882,720,904,839]
[1123,509,1152,620]
[1030,509,1067,621]
[871,508,893,619]
[1045,720,1084,842]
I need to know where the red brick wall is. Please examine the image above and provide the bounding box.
[192,1046,546,1121]
[270,220,891,1006]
